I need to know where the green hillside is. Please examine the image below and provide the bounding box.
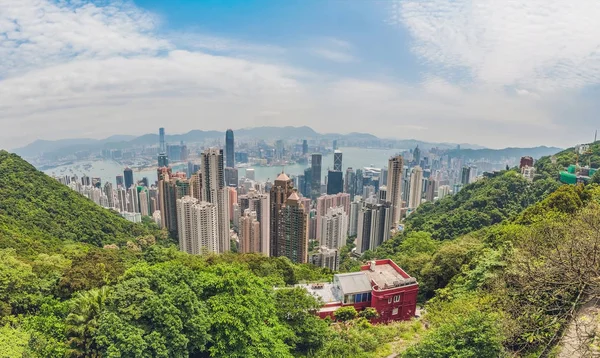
[404,170,560,240]
[4,149,600,357]
[0,151,158,256]
[535,141,600,179]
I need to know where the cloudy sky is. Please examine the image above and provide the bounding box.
[1,0,599,150]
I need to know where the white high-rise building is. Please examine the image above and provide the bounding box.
[176,196,218,255]
[437,185,451,200]
[201,148,230,252]
[348,196,363,237]
[320,206,348,249]
[128,186,139,213]
[408,166,424,210]
[386,155,403,228]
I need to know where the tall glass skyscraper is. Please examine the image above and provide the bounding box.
[311,153,322,200]
[225,129,235,168]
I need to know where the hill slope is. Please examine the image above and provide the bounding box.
[404,170,560,240]
[0,151,152,256]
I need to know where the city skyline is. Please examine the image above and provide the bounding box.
[2,1,600,149]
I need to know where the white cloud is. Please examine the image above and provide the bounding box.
[394,0,600,91]
[0,0,595,150]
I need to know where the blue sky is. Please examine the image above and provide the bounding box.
[1,0,600,149]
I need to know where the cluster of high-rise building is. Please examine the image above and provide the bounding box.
[55,127,490,268]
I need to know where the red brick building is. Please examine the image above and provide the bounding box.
[520,156,534,169]
[301,259,418,323]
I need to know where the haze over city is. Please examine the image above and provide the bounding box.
[2,0,600,149]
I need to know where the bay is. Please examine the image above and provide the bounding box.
[42,147,403,186]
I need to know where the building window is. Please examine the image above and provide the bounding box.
[388,298,392,304]
[392,308,399,315]
[393,295,401,303]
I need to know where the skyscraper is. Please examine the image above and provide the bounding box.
[326,170,343,195]
[348,196,362,237]
[158,167,191,238]
[413,145,421,166]
[311,153,322,200]
[344,168,356,200]
[159,127,166,153]
[302,167,312,197]
[201,148,230,252]
[115,175,124,188]
[239,209,261,254]
[139,187,150,216]
[319,207,348,249]
[356,202,391,254]
[386,156,403,228]
[158,127,168,167]
[302,140,308,155]
[103,182,114,208]
[408,166,424,210]
[333,150,343,171]
[224,167,238,188]
[355,169,364,199]
[461,166,471,185]
[269,172,307,263]
[124,168,134,190]
[176,196,218,255]
[226,129,235,168]
[238,189,270,255]
[425,177,437,202]
[438,185,451,200]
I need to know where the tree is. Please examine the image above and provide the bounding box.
[403,309,504,358]
[358,307,379,320]
[0,324,29,358]
[275,287,328,353]
[591,170,600,184]
[65,286,109,358]
[334,306,358,322]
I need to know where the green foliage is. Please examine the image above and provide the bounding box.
[275,287,329,354]
[405,171,559,240]
[403,308,504,358]
[65,286,109,357]
[0,324,29,358]
[334,306,358,322]
[0,151,160,257]
[358,307,379,320]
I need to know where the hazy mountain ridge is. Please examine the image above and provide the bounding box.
[14,126,560,159]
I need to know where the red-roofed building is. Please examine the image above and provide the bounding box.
[299,259,418,323]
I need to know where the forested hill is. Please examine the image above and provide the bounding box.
[0,151,158,256]
[535,141,600,179]
[403,170,560,240]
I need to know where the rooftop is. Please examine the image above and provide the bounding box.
[336,272,372,294]
[362,260,417,291]
[297,283,340,304]
[275,172,290,182]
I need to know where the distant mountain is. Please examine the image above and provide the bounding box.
[13,125,555,159]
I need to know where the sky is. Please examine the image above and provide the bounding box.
[1,0,600,150]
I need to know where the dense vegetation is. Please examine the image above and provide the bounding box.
[535,142,600,179]
[5,146,600,357]
[0,152,417,357]
[0,151,163,257]
[403,170,560,240]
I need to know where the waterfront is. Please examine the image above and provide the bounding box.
[42,147,404,185]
